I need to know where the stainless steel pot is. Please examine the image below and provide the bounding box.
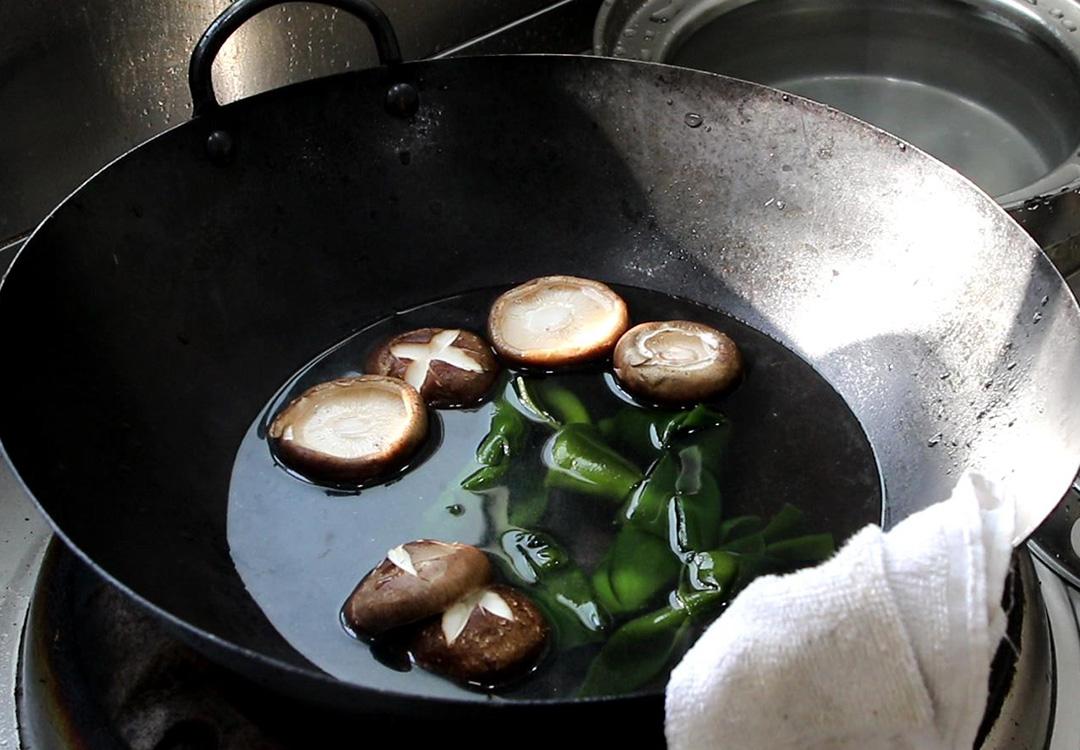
[595,0,1080,274]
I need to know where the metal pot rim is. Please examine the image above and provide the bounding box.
[593,0,1080,210]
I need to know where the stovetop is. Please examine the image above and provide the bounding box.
[5,1,1080,739]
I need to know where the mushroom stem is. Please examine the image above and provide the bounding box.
[613,321,743,403]
[268,375,428,482]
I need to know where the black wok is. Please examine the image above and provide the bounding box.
[2,0,1079,730]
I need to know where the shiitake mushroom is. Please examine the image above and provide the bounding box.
[268,375,428,482]
[307,288,749,691]
[343,541,492,637]
[613,320,743,403]
[410,585,550,684]
[367,327,499,407]
[488,276,629,368]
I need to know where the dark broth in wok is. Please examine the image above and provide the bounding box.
[227,284,882,701]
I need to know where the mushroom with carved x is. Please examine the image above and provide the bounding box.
[269,375,428,482]
[411,584,550,684]
[367,328,500,407]
[342,540,492,637]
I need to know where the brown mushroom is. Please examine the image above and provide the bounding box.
[410,584,549,684]
[268,375,427,482]
[342,540,492,637]
[366,328,500,407]
[612,320,743,403]
[487,275,629,367]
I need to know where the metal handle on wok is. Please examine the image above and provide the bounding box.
[187,0,419,160]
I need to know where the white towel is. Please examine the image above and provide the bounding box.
[665,471,1017,750]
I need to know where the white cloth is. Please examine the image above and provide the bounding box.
[665,472,1017,750]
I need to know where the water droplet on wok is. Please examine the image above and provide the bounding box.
[927,433,943,447]
[781,93,791,102]
[898,143,907,151]
[446,504,465,516]
[684,112,704,128]
[775,200,786,210]
[1050,7,1064,16]
[1041,295,1050,306]
[1006,361,1017,370]
[1033,311,1043,324]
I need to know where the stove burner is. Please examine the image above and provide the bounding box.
[21,545,284,749]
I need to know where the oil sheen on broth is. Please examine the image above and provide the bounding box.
[227,284,882,701]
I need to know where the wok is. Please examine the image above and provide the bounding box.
[1,0,1079,729]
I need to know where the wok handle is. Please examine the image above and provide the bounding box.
[188,0,405,118]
